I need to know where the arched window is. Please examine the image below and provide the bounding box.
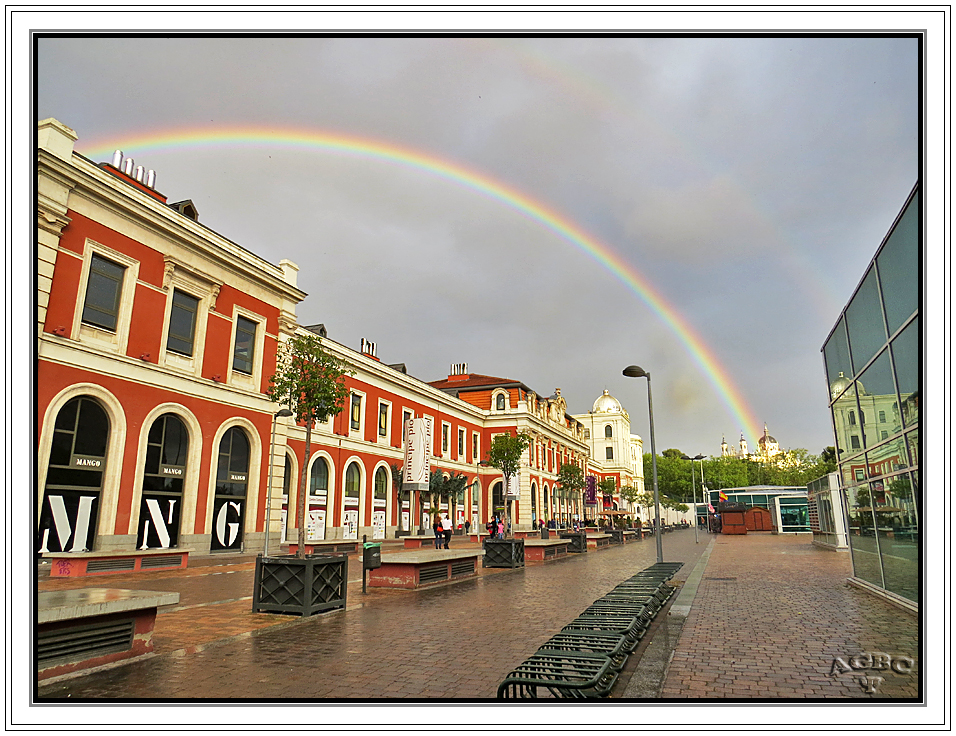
[305,456,329,540]
[491,481,504,514]
[605,424,613,438]
[39,397,110,553]
[374,466,388,500]
[212,426,250,552]
[530,482,537,522]
[496,393,505,411]
[137,413,189,549]
[345,463,361,498]
[310,457,329,497]
[343,461,362,539]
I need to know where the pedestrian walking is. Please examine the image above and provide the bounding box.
[441,513,453,549]
[497,518,504,538]
[433,516,443,549]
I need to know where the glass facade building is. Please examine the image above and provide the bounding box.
[822,184,919,606]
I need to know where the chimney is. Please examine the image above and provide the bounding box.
[448,363,469,381]
[361,338,379,360]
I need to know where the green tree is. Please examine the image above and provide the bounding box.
[619,485,642,522]
[485,432,533,538]
[556,462,586,524]
[268,333,352,557]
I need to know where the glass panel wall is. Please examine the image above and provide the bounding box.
[823,184,919,606]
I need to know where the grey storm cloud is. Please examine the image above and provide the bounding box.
[34,31,919,454]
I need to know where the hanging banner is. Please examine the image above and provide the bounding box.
[505,473,520,500]
[403,418,432,490]
[585,475,597,505]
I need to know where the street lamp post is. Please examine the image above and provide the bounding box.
[623,365,663,564]
[264,408,295,556]
[682,453,706,544]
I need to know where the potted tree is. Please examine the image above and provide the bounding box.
[253,332,352,616]
[482,432,531,568]
[556,462,587,552]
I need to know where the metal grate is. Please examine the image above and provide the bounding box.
[140,554,183,569]
[38,618,135,669]
[450,559,475,577]
[86,558,136,573]
[418,564,449,583]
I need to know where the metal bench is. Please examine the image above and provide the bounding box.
[497,651,619,698]
[496,561,685,699]
[37,588,179,680]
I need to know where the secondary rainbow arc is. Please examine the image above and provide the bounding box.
[82,125,763,444]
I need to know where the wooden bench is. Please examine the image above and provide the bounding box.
[523,538,570,563]
[585,533,612,550]
[402,534,444,550]
[284,541,359,555]
[37,588,179,680]
[43,548,191,577]
[366,549,480,589]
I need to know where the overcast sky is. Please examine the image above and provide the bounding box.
[35,31,919,456]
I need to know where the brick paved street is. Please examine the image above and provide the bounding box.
[660,534,919,699]
[34,530,919,701]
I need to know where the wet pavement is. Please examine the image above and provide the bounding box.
[34,529,919,701]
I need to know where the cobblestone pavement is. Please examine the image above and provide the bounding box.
[36,532,705,700]
[660,534,919,700]
[34,531,919,702]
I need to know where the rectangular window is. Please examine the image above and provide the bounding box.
[442,424,450,454]
[472,433,478,462]
[402,411,412,443]
[379,403,388,437]
[851,435,861,450]
[458,428,465,459]
[232,316,257,374]
[606,447,614,461]
[351,394,362,431]
[879,411,886,423]
[82,254,126,331]
[166,289,200,356]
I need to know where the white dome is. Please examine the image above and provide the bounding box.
[592,390,623,413]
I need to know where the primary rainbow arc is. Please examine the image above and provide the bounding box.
[82,124,763,444]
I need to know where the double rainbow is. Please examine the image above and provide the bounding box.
[81,125,762,443]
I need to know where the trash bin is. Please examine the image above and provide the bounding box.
[363,542,382,570]
[540,528,550,540]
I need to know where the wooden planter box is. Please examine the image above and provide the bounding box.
[252,554,348,616]
[482,538,525,568]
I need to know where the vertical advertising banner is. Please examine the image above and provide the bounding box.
[403,417,432,489]
[585,475,597,505]
[505,473,520,499]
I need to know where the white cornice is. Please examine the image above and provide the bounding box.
[38,336,276,414]
[38,150,307,305]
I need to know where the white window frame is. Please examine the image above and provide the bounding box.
[159,284,212,378]
[226,305,267,391]
[348,391,366,439]
[72,240,140,355]
[377,400,392,444]
[458,427,465,461]
[441,421,451,456]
